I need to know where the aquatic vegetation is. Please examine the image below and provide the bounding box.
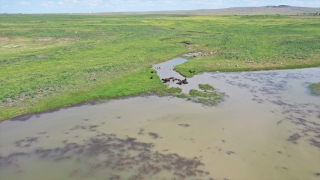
[199,84,215,92]
[148,132,160,139]
[15,137,39,148]
[176,93,188,99]
[162,84,225,106]
[188,84,225,106]
[287,133,301,144]
[310,138,320,149]
[0,133,211,179]
[308,82,320,96]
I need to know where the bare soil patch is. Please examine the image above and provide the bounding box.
[57,38,78,41]
[34,37,78,43]
[34,37,53,42]
[37,54,50,59]
[0,37,9,41]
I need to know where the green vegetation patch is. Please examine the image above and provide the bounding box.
[198,84,215,92]
[149,84,225,106]
[149,87,182,96]
[308,83,320,96]
[177,84,225,106]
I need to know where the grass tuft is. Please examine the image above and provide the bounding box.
[198,84,215,92]
[309,83,320,96]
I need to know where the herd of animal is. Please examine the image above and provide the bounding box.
[161,77,188,85]
[150,68,196,85]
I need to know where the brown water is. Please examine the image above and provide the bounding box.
[1,58,320,180]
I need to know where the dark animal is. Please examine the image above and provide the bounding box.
[161,78,170,83]
[150,76,153,79]
[172,78,179,82]
[182,78,188,84]
[151,71,154,73]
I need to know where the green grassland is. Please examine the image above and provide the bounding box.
[0,14,320,120]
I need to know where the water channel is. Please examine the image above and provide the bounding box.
[0,57,319,180]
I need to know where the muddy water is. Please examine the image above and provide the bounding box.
[1,59,320,180]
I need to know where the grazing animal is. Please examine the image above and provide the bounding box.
[176,81,182,85]
[150,76,153,79]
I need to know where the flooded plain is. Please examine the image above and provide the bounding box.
[0,58,320,180]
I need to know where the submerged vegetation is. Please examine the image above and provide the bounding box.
[309,83,320,96]
[1,131,212,179]
[0,14,320,120]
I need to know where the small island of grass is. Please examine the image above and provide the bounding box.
[309,83,320,96]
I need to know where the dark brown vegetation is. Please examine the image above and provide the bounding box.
[287,133,301,144]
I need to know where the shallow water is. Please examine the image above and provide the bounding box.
[1,59,320,180]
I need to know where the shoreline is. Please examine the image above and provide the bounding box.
[6,66,320,122]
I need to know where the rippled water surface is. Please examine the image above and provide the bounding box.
[1,60,320,180]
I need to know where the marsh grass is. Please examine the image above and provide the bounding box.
[309,83,320,96]
[198,84,215,92]
[150,87,182,96]
[188,84,225,106]
[0,14,319,120]
[175,84,224,106]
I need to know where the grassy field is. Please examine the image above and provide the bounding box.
[1,14,320,120]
